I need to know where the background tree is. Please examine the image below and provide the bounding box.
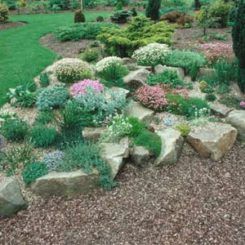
[232,0,245,92]
[146,0,161,21]
[194,0,201,10]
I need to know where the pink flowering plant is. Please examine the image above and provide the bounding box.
[240,101,245,109]
[70,79,104,97]
[135,85,168,111]
[199,42,234,64]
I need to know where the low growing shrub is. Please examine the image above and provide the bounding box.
[74,9,85,23]
[43,150,64,171]
[175,123,191,137]
[22,162,48,185]
[36,86,69,111]
[1,118,29,142]
[35,110,54,125]
[30,125,58,148]
[81,48,100,62]
[205,93,217,102]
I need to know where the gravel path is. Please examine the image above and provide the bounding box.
[0,143,244,245]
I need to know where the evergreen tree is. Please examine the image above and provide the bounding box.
[232,0,245,92]
[146,0,161,21]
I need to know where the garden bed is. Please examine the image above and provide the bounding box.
[0,21,25,31]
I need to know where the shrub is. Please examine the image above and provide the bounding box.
[132,43,170,69]
[147,70,185,88]
[199,42,234,64]
[59,142,115,189]
[1,118,29,142]
[7,85,36,108]
[36,86,69,111]
[30,125,58,148]
[22,162,48,185]
[43,150,64,171]
[0,3,8,23]
[135,85,168,111]
[100,114,132,142]
[39,73,50,87]
[111,10,131,23]
[95,56,128,81]
[54,58,92,83]
[70,79,104,97]
[205,93,217,102]
[167,94,210,118]
[175,123,191,137]
[97,16,175,57]
[128,117,146,137]
[96,16,104,22]
[74,9,85,23]
[35,110,54,125]
[55,22,118,42]
[81,48,100,62]
[133,129,161,157]
[165,50,206,80]
[75,88,127,125]
[232,0,245,93]
[146,0,161,21]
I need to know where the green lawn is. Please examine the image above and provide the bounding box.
[0,11,110,105]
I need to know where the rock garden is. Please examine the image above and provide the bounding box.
[0,3,244,241]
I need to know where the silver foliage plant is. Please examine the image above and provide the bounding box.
[43,150,65,171]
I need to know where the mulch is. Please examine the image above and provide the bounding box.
[0,22,25,31]
[0,143,244,245]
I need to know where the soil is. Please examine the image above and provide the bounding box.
[40,34,94,58]
[0,143,244,244]
[0,21,26,31]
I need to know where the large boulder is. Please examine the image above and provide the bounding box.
[125,100,154,123]
[0,177,27,217]
[155,128,184,166]
[187,122,237,160]
[31,170,99,198]
[100,138,130,179]
[130,146,152,167]
[82,127,106,141]
[123,68,150,90]
[226,110,245,142]
[155,65,185,80]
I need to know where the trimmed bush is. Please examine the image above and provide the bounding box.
[0,3,8,23]
[81,48,100,62]
[1,118,29,142]
[74,9,85,23]
[22,162,48,185]
[36,86,69,111]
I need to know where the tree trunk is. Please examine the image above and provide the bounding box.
[194,0,201,10]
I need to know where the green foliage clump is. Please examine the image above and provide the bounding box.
[36,86,69,111]
[175,123,191,137]
[0,3,9,23]
[22,162,48,185]
[39,73,50,87]
[232,0,245,93]
[1,118,29,142]
[81,48,100,63]
[55,22,118,42]
[30,125,58,148]
[167,94,210,118]
[74,9,85,23]
[111,10,131,23]
[147,70,185,88]
[165,50,206,80]
[35,110,54,125]
[146,0,161,21]
[97,16,175,57]
[205,93,217,102]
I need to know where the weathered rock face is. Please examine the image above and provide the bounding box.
[100,138,130,179]
[210,102,233,117]
[130,146,151,167]
[226,110,245,142]
[187,122,237,160]
[0,177,27,217]
[123,68,150,90]
[82,127,106,141]
[110,86,130,97]
[188,82,206,99]
[198,68,215,78]
[125,100,154,123]
[155,128,184,166]
[155,64,185,80]
[31,170,99,198]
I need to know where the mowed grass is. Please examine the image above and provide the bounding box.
[0,11,110,105]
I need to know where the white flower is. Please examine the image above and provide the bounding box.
[132,43,171,67]
[95,56,123,73]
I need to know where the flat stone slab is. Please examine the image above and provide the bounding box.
[187,122,237,160]
[0,177,27,217]
[210,102,233,117]
[82,127,106,141]
[226,110,245,142]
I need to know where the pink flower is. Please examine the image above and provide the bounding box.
[135,85,168,111]
[70,79,104,97]
[240,101,245,109]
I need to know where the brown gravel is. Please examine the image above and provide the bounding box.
[0,143,245,245]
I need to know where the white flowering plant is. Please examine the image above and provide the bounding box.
[132,43,171,69]
[100,114,132,143]
[54,58,93,83]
